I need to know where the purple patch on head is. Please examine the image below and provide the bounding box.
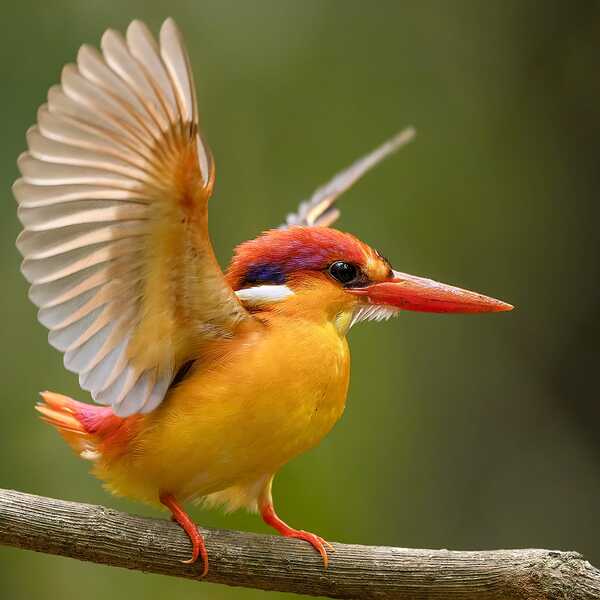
[278,239,332,272]
[244,263,286,285]
[228,226,369,290]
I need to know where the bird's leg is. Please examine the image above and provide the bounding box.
[159,493,208,576]
[258,477,333,569]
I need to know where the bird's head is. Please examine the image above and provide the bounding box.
[227,227,512,333]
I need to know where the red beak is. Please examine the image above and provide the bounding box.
[349,270,513,314]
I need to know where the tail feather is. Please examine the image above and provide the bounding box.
[36,392,87,433]
[36,391,119,461]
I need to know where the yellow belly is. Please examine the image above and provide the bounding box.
[95,316,350,507]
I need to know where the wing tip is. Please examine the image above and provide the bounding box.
[126,19,154,44]
[282,125,418,228]
[77,43,100,67]
[16,151,29,172]
[390,125,417,149]
[100,27,131,65]
[160,17,179,36]
[12,177,25,203]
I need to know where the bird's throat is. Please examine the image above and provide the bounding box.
[334,310,355,336]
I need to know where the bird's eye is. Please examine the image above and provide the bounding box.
[328,261,359,285]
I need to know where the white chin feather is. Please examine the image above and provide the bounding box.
[350,304,398,328]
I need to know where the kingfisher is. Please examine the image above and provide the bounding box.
[14,18,512,575]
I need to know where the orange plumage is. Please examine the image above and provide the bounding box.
[16,18,512,574]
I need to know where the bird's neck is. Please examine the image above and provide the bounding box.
[246,287,355,337]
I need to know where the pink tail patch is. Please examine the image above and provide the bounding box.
[36,391,131,461]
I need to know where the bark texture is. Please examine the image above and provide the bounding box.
[0,488,598,599]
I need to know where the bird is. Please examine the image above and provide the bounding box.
[13,17,512,576]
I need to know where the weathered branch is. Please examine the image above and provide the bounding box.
[0,488,598,599]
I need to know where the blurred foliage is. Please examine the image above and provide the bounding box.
[2,1,600,598]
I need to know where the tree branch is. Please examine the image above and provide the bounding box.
[0,488,598,599]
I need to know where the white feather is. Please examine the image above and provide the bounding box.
[350,304,398,328]
[78,335,129,391]
[235,285,294,305]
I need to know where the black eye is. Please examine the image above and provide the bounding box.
[328,261,359,285]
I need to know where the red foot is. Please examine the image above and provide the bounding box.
[260,501,333,568]
[160,493,208,576]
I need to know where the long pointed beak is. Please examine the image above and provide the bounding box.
[349,270,513,314]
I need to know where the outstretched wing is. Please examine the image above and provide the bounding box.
[281,127,415,228]
[15,18,251,416]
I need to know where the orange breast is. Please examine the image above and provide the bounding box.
[92,313,351,505]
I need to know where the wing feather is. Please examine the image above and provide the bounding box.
[37,106,148,168]
[14,180,147,207]
[19,199,148,231]
[281,127,416,228]
[15,18,251,416]
[159,19,197,124]
[126,21,179,123]
[22,239,139,284]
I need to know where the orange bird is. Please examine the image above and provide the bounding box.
[14,18,512,575]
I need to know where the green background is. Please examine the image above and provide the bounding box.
[2,1,600,598]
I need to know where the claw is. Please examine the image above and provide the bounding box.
[160,493,209,576]
[260,501,332,569]
[288,530,330,568]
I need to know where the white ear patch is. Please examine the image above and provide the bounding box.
[235,285,294,305]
